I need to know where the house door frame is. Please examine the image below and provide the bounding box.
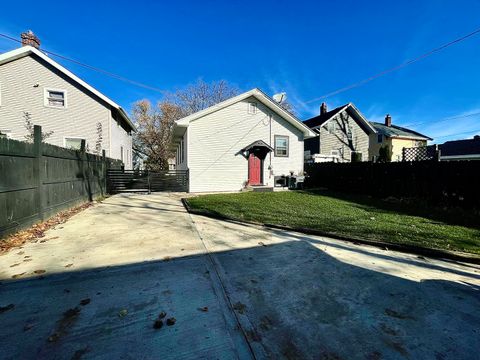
[248,153,263,185]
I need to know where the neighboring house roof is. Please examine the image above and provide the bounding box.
[303,103,377,134]
[175,88,316,138]
[0,46,136,132]
[439,136,480,157]
[371,122,432,141]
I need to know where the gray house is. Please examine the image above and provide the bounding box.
[0,32,135,168]
[304,102,377,163]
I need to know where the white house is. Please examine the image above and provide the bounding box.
[173,88,316,192]
[0,32,135,168]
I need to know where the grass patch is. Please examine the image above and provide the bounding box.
[186,190,480,255]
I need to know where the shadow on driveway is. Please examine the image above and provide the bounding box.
[1,240,478,359]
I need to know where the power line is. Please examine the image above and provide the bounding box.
[0,33,166,94]
[304,26,480,104]
[403,111,480,128]
[434,128,480,140]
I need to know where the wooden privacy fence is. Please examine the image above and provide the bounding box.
[304,161,480,208]
[107,169,189,193]
[0,125,122,237]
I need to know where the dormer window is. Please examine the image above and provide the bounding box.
[44,88,67,108]
[248,102,257,114]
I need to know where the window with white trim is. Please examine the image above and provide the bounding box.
[64,137,84,150]
[327,121,336,134]
[346,124,354,141]
[45,89,66,108]
[274,135,289,157]
[248,102,257,114]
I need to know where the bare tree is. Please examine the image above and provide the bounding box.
[23,111,53,142]
[277,99,296,116]
[133,79,239,170]
[329,111,361,162]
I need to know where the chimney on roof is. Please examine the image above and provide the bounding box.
[21,30,40,49]
[385,114,392,127]
[320,102,327,115]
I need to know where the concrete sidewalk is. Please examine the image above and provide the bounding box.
[1,193,479,359]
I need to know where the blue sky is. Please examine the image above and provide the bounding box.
[1,0,479,143]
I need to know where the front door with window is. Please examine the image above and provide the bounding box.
[248,153,262,185]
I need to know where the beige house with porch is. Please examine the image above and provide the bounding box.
[369,115,432,162]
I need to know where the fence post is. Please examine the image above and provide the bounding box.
[33,125,44,221]
[435,145,441,161]
[102,149,106,195]
[401,147,406,162]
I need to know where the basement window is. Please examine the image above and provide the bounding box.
[44,88,67,108]
[64,137,84,150]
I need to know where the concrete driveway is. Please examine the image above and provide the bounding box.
[0,193,479,359]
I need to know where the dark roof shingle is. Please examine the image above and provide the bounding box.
[302,104,348,128]
[439,136,480,156]
[371,122,432,140]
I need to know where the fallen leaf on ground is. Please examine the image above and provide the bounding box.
[33,270,46,274]
[10,263,20,268]
[0,304,15,314]
[118,309,128,318]
[232,302,246,314]
[80,298,91,306]
[163,256,172,261]
[258,242,267,247]
[0,203,92,254]
[166,317,176,326]
[11,273,25,279]
[158,311,166,319]
[23,259,32,262]
[153,319,163,329]
[65,264,74,268]
[197,307,208,312]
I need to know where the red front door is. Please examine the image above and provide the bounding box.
[248,153,262,185]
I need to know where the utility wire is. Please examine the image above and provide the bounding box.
[303,26,480,104]
[434,128,480,140]
[0,33,166,94]
[403,111,480,128]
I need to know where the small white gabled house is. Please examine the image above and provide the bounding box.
[173,89,316,193]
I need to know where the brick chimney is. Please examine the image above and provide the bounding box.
[385,114,392,127]
[320,102,327,115]
[21,30,40,49]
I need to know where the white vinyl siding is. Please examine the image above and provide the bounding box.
[0,54,133,168]
[186,96,304,192]
[318,112,370,162]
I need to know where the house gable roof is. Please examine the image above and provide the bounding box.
[0,46,136,131]
[439,136,480,156]
[175,88,316,138]
[303,103,377,135]
[371,122,432,141]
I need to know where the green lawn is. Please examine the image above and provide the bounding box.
[186,190,480,255]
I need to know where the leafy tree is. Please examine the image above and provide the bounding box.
[377,145,392,163]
